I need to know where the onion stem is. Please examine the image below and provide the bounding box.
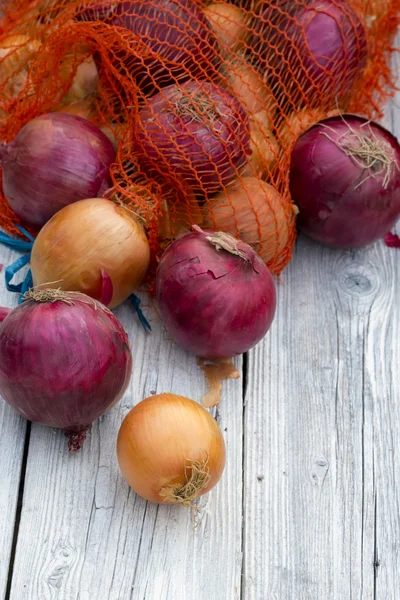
[159,456,211,509]
[205,231,248,260]
[320,121,399,189]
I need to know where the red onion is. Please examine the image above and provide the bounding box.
[0,113,116,227]
[109,0,219,94]
[0,289,132,450]
[289,115,400,248]
[156,227,276,359]
[252,0,367,105]
[0,307,11,323]
[133,80,251,195]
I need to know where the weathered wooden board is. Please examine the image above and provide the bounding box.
[0,247,27,600]
[7,299,244,600]
[242,53,400,600]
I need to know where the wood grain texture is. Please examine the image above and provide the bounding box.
[0,247,27,599]
[243,48,400,600]
[7,300,244,600]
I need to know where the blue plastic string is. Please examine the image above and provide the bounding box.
[128,294,152,332]
[0,230,33,252]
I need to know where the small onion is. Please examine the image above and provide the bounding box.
[109,0,219,94]
[0,289,132,450]
[117,393,226,504]
[133,80,251,195]
[252,0,367,105]
[0,113,116,227]
[289,115,400,248]
[203,176,295,265]
[31,198,150,308]
[156,227,276,359]
[204,2,249,52]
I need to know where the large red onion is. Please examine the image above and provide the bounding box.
[133,80,251,194]
[0,289,132,450]
[252,0,367,105]
[289,115,400,248]
[156,227,276,359]
[108,0,219,94]
[0,112,116,227]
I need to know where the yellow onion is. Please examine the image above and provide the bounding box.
[203,176,297,264]
[117,393,226,505]
[55,98,123,151]
[242,112,280,178]
[203,3,249,52]
[30,198,150,308]
[220,56,276,118]
[279,108,338,149]
[0,34,41,101]
[54,97,96,120]
[58,45,99,106]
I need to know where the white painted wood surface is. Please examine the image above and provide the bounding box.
[0,37,399,600]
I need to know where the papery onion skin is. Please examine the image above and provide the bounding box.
[156,228,276,359]
[253,0,367,104]
[109,0,219,94]
[31,198,150,308]
[117,393,226,504]
[0,290,132,440]
[0,113,116,227]
[289,115,400,248]
[133,80,251,195]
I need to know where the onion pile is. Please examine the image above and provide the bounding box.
[289,115,400,248]
[203,176,296,265]
[133,80,251,195]
[0,289,132,450]
[30,198,150,308]
[0,113,116,227]
[117,393,226,505]
[156,226,276,359]
[253,0,368,105]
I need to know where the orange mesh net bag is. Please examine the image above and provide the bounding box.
[0,0,399,275]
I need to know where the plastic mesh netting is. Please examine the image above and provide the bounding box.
[0,0,398,275]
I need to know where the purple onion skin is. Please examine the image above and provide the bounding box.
[253,0,367,104]
[0,294,132,434]
[133,80,251,194]
[289,115,400,248]
[1,113,116,228]
[110,0,219,94]
[156,229,276,359]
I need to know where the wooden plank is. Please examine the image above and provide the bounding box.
[7,300,244,600]
[0,247,28,600]
[372,53,400,598]
[243,68,400,599]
